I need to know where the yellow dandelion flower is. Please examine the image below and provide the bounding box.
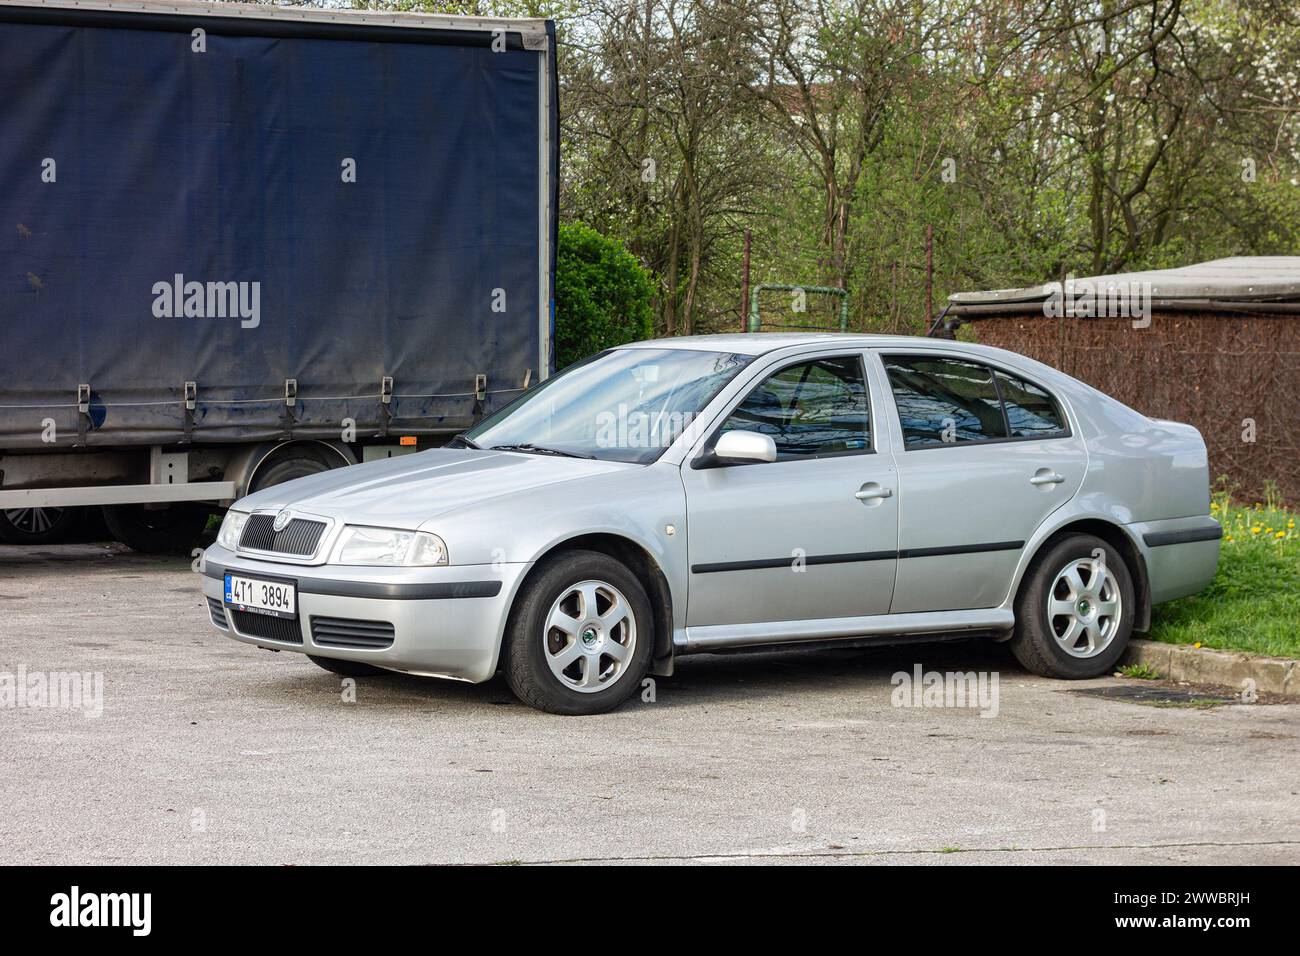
[1276,531,1286,539]
[1251,526,1262,534]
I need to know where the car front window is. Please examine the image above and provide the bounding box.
[719,355,872,458]
[465,348,753,463]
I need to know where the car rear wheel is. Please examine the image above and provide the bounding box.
[503,550,653,715]
[1009,533,1135,678]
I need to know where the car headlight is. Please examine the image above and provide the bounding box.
[331,526,449,567]
[217,510,249,549]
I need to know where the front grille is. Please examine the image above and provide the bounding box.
[311,617,395,650]
[207,597,229,629]
[239,514,327,556]
[229,609,303,644]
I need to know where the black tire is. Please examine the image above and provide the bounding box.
[307,655,389,678]
[102,503,210,555]
[503,550,654,715]
[1009,533,1135,679]
[0,506,83,545]
[250,445,343,493]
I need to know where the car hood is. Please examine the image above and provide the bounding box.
[234,449,635,530]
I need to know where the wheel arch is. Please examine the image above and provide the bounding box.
[225,439,356,499]
[507,531,676,677]
[1017,517,1151,632]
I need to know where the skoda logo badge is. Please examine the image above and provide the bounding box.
[272,509,293,532]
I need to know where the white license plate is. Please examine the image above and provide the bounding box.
[224,574,297,619]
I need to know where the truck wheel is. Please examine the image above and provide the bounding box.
[0,506,82,545]
[307,655,389,678]
[250,445,345,492]
[102,503,209,555]
[503,550,653,715]
[1009,533,1135,679]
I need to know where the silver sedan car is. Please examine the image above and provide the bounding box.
[200,334,1222,714]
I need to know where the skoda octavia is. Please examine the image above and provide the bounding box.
[200,334,1221,714]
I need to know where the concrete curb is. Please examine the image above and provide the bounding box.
[1123,639,1299,698]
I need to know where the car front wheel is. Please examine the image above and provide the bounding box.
[503,550,653,715]
[1009,533,1135,679]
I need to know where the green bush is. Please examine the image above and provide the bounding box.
[555,222,654,369]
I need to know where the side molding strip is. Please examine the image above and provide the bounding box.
[1143,526,1223,547]
[690,540,1024,574]
[691,550,896,574]
[897,541,1024,559]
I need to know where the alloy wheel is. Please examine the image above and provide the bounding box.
[4,507,64,535]
[543,579,637,693]
[1047,557,1123,658]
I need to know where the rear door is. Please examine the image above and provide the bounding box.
[877,351,1086,613]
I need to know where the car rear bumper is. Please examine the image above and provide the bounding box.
[199,543,527,683]
[1127,515,1222,605]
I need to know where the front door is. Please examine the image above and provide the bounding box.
[682,353,899,627]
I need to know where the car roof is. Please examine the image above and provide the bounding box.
[618,332,1038,361]
[617,332,1086,396]
[621,332,940,357]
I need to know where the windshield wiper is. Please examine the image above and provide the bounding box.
[448,433,480,449]
[489,443,595,459]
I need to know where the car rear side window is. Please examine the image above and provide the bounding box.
[995,370,1067,438]
[720,355,871,458]
[883,356,1008,446]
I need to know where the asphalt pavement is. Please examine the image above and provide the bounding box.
[1,543,1296,865]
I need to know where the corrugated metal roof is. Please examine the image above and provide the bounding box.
[949,256,1300,307]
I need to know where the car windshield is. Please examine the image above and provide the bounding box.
[465,348,753,464]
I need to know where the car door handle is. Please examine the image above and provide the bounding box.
[1030,471,1066,485]
[855,484,893,501]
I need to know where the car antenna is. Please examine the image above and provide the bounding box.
[925,302,953,338]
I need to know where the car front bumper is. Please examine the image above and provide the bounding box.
[200,543,528,683]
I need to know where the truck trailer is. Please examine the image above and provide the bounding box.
[0,0,557,550]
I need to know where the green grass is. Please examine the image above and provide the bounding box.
[1148,487,1300,659]
[1117,662,1160,680]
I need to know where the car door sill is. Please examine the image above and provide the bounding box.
[678,609,1016,653]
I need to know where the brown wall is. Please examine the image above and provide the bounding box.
[970,311,1300,505]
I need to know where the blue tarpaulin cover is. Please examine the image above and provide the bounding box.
[0,6,554,446]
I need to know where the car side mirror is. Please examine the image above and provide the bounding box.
[709,430,777,466]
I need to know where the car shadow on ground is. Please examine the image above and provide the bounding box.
[258,639,1028,715]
